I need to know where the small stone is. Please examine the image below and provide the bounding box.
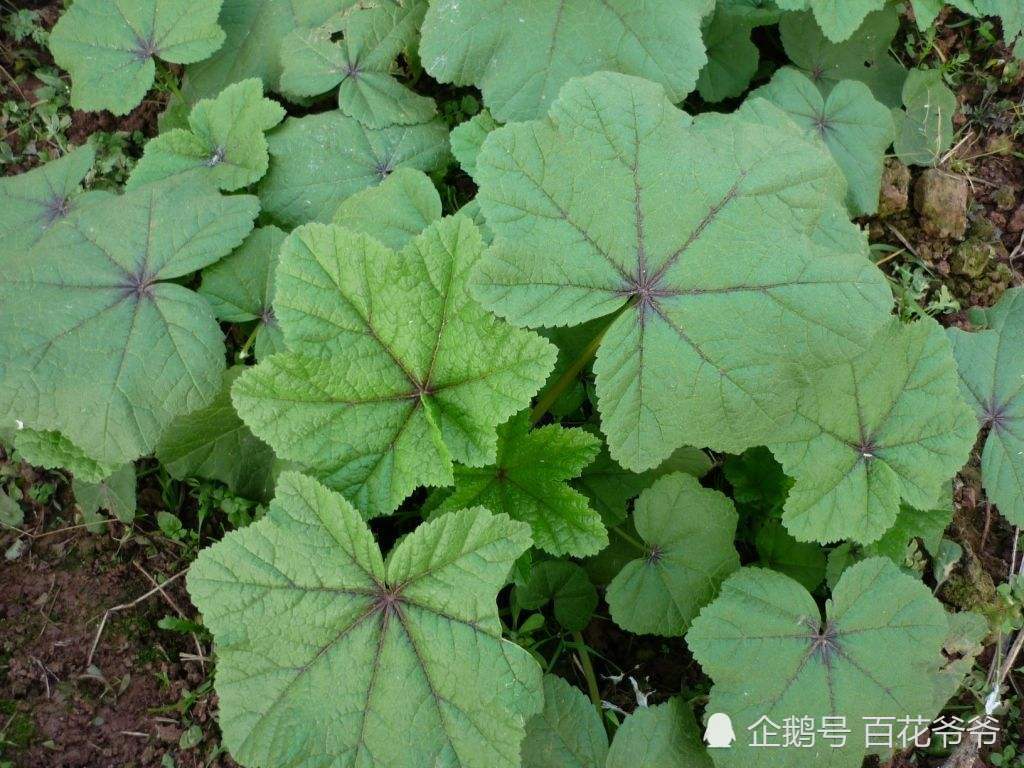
[993,184,1018,211]
[914,169,969,240]
[877,158,911,217]
[950,239,994,279]
[1009,204,1024,233]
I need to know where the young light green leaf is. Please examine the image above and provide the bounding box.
[746,67,894,215]
[471,71,892,471]
[606,698,712,768]
[770,319,976,544]
[257,109,449,226]
[199,226,286,361]
[280,0,435,128]
[0,145,109,259]
[892,68,957,167]
[156,367,281,502]
[755,520,827,592]
[233,217,556,518]
[332,167,442,250]
[73,463,137,524]
[450,110,500,181]
[777,0,886,43]
[697,0,781,103]
[188,471,542,768]
[606,473,740,637]
[574,442,712,526]
[521,675,608,768]
[948,288,1024,526]
[11,429,118,483]
[687,557,952,768]
[420,0,715,122]
[183,0,343,100]
[435,412,604,557]
[516,560,597,632]
[781,8,907,107]
[128,79,285,191]
[0,180,258,466]
[50,0,226,115]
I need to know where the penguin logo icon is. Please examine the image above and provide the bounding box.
[704,713,736,748]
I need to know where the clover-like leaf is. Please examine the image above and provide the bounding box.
[776,0,886,43]
[332,167,441,250]
[435,412,604,556]
[516,560,597,632]
[770,319,976,545]
[521,675,608,768]
[188,471,542,768]
[233,217,556,518]
[257,109,449,226]
[892,68,957,167]
[199,226,286,361]
[12,429,118,484]
[696,0,780,103]
[419,0,715,122]
[50,0,225,115]
[687,557,953,768]
[183,0,343,100]
[746,67,894,216]
[156,367,281,502]
[781,7,907,107]
[280,0,435,128]
[522,675,713,768]
[754,519,826,592]
[128,79,285,191]
[574,441,712,526]
[0,180,258,466]
[949,288,1024,526]
[0,144,110,259]
[471,72,892,471]
[606,473,740,637]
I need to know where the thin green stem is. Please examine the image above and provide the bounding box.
[530,308,625,425]
[236,323,260,362]
[571,631,603,721]
[611,524,647,554]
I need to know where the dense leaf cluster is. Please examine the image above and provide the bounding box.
[1,1,1020,767]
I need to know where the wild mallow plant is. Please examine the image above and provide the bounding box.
[1,1,1020,767]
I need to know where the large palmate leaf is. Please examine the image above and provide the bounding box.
[183,0,343,100]
[892,69,957,167]
[687,557,953,768]
[200,226,286,362]
[233,217,556,517]
[746,67,894,216]
[332,167,442,250]
[949,288,1024,526]
[419,0,715,122]
[781,8,907,108]
[606,473,739,636]
[128,79,285,191]
[470,72,892,472]
[156,367,280,502]
[770,319,976,544]
[436,412,604,557]
[775,0,886,43]
[50,0,225,115]
[280,0,435,128]
[0,180,258,466]
[257,109,449,226]
[697,0,781,103]
[574,441,712,526]
[188,471,542,768]
[0,144,110,259]
[522,675,713,768]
